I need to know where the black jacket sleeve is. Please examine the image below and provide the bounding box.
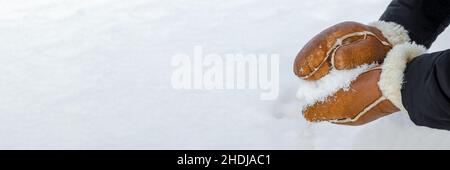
[380,0,450,130]
[380,0,450,48]
[402,50,450,130]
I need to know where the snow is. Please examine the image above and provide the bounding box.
[296,63,377,108]
[0,0,450,149]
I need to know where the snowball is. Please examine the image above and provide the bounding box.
[296,64,378,108]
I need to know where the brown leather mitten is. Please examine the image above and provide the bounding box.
[303,66,398,125]
[293,21,409,80]
[301,43,427,125]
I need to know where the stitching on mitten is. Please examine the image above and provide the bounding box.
[301,31,391,79]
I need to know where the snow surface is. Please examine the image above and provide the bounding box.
[1,0,450,149]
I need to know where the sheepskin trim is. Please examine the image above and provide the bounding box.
[369,21,411,46]
[378,42,426,112]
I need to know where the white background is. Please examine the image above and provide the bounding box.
[0,0,449,149]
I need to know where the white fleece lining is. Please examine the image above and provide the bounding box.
[378,42,426,112]
[369,21,411,46]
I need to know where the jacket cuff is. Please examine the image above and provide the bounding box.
[378,42,426,112]
[369,21,411,46]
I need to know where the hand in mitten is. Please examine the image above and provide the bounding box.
[303,66,397,125]
[302,43,426,125]
[293,21,410,80]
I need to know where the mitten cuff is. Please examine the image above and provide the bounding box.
[378,42,426,112]
[369,21,411,46]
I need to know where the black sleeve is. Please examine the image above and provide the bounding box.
[380,0,450,48]
[380,0,450,130]
[402,50,450,130]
